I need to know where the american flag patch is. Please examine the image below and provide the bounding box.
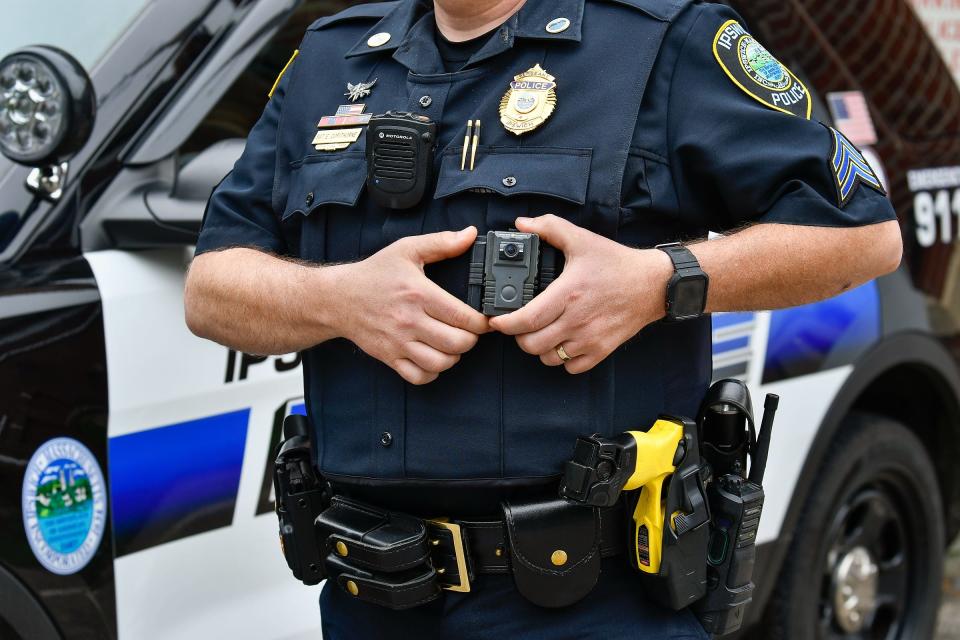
[826,92,877,147]
[317,114,372,128]
[829,127,885,207]
[336,104,367,116]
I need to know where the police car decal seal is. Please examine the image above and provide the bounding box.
[22,438,107,575]
[828,126,886,207]
[713,20,812,119]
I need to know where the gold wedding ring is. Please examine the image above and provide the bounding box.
[556,345,572,362]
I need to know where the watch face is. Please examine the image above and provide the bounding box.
[672,276,708,319]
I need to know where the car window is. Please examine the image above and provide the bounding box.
[0,0,151,70]
[182,0,370,157]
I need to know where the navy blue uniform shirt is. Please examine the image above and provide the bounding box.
[196,0,895,503]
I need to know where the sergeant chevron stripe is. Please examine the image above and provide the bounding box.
[829,126,885,207]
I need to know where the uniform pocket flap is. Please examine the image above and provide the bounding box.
[434,147,592,205]
[502,497,601,608]
[283,151,367,220]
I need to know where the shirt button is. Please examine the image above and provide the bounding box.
[305,192,314,207]
[502,176,517,188]
[419,95,433,108]
[380,432,393,447]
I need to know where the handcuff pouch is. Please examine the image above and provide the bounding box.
[502,497,602,608]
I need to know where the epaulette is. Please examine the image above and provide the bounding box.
[308,2,398,31]
[603,0,696,22]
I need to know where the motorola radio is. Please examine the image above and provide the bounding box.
[366,111,437,210]
[693,383,779,636]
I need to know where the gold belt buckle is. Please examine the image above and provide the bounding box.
[429,519,471,593]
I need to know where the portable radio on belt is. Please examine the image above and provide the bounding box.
[366,111,437,210]
[693,383,779,637]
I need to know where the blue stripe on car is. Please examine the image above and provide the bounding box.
[713,312,756,330]
[713,335,750,355]
[108,409,250,557]
[712,312,757,382]
[762,281,880,384]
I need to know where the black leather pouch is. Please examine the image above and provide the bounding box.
[502,497,602,608]
[317,496,441,609]
[317,495,430,572]
[325,555,441,610]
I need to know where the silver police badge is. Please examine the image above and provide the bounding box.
[499,64,557,135]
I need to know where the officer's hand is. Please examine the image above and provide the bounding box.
[489,215,672,374]
[334,227,489,385]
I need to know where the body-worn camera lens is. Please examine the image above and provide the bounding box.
[502,242,521,259]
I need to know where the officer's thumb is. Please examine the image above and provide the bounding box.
[408,227,478,264]
[515,215,573,251]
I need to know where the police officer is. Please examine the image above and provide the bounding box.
[185,0,902,636]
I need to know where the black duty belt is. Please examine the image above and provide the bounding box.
[319,494,626,610]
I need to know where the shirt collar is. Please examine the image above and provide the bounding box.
[344,0,585,62]
[513,0,584,42]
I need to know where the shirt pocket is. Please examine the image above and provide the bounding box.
[433,146,593,232]
[281,150,368,262]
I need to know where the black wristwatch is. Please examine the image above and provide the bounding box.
[655,243,709,322]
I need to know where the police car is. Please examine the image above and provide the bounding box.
[0,0,956,638]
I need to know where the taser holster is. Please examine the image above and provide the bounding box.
[630,417,711,610]
[560,416,711,610]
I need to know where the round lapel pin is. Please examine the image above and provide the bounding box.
[546,18,571,34]
[367,32,392,48]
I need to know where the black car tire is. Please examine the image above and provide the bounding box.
[0,563,61,640]
[762,411,944,639]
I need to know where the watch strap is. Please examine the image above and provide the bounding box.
[655,242,708,321]
[656,243,700,271]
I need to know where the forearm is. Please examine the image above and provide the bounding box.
[184,248,343,355]
[687,220,903,313]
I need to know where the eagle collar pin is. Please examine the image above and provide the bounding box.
[345,78,377,103]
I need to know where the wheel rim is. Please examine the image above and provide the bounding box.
[819,485,911,640]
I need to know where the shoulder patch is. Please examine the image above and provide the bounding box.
[828,126,886,207]
[308,1,397,31]
[602,0,695,22]
[713,20,811,119]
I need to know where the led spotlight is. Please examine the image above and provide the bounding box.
[0,46,95,166]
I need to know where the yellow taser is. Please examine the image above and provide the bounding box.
[623,418,685,574]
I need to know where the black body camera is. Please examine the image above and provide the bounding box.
[366,111,436,210]
[469,231,560,316]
